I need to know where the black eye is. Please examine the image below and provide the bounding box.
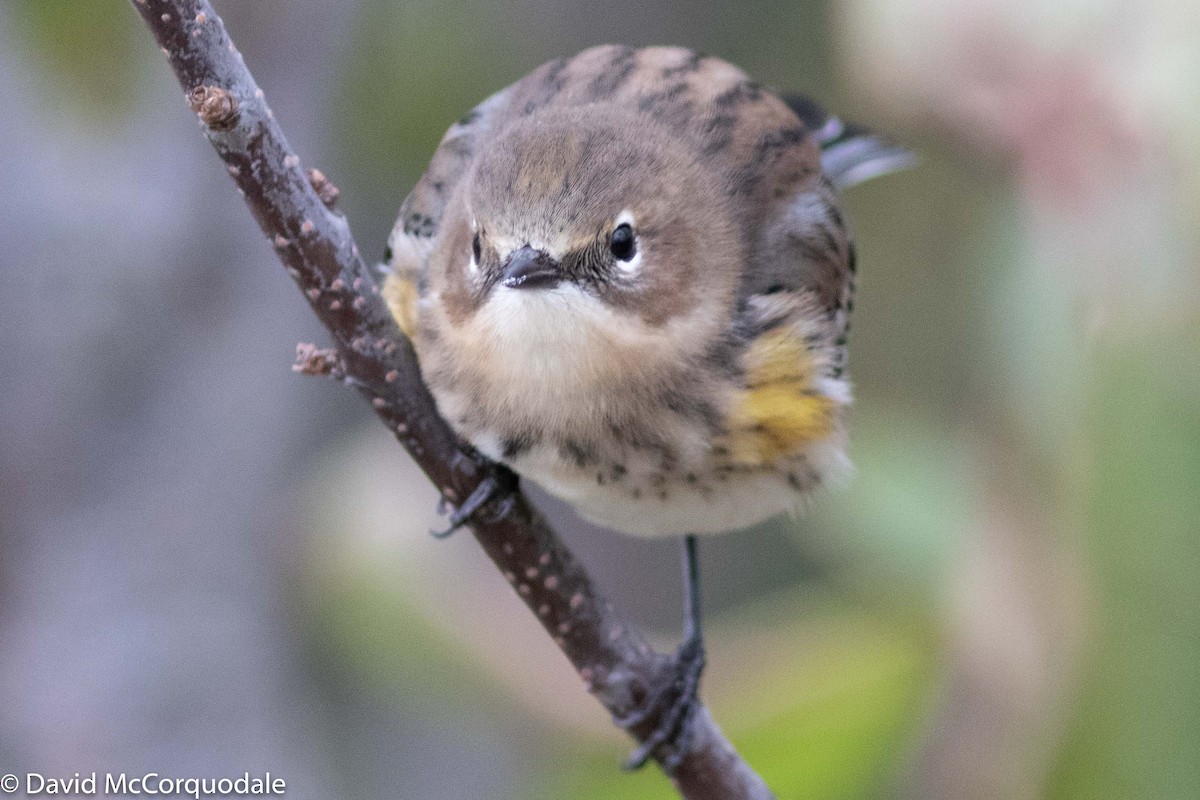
[471,233,482,263]
[610,223,636,261]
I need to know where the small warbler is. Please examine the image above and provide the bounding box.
[383,45,911,768]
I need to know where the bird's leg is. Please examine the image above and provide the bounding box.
[430,471,515,538]
[621,534,707,772]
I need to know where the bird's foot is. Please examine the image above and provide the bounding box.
[619,634,706,773]
[430,471,516,538]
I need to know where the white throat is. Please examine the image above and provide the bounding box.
[476,284,622,388]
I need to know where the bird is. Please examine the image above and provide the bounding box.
[381,44,912,770]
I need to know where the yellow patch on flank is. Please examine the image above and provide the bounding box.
[382,272,419,340]
[724,327,836,466]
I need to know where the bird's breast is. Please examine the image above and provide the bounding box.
[426,282,718,439]
[416,280,852,537]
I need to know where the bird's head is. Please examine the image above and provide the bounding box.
[422,105,741,384]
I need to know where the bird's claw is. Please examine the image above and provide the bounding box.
[619,635,707,773]
[430,472,514,538]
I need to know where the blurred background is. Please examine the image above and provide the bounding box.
[1,1,1197,798]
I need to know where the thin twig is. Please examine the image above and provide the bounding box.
[130,3,774,797]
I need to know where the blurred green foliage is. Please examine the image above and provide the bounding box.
[306,562,508,715]
[1049,330,1200,800]
[809,403,971,599]
[7,0,145,120]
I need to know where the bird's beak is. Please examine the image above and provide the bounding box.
[501,246,562,290]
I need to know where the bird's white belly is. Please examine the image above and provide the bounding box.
[471,437,800,537]
[538,468,800,537]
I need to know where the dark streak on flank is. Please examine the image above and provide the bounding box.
[501,432,538,460]
[660,387,722,434]
[623,427,676,474]
[560,439,599,468]
[816,224,842,260]
[787,231,834,266]
[828,202,844,230]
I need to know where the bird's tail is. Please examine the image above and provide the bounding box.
[783,95,915,190]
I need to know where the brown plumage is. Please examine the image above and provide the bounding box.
[384,45,909,537]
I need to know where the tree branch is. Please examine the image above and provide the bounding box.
[130,2,773,797]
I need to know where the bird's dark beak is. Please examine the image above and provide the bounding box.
[501,246,561,290]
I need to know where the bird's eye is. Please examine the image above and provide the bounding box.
[471,233,482,263]
[610,223,636,261]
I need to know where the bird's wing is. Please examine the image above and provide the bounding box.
[722,96,914,467]
[737,96,913,378]
[722,174,856,466]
